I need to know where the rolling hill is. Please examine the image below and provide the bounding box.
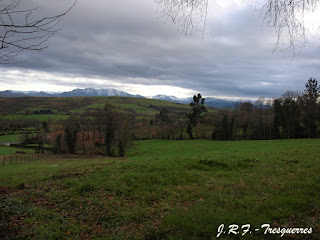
[0,96,215,116]
[1,88,238,108]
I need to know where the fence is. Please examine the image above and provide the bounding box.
[1,154,42,166]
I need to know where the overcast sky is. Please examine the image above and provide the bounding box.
[1,0,320,99]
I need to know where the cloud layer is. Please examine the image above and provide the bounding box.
[1,0,319,98]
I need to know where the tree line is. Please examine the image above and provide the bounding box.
[47,77,320,155]
[210,78,319,140]
[140,77,320,141]
[3,78,319,156]
[49,105,131,157]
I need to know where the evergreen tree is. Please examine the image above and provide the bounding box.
[299,78,320,137]
[186,93,207,139]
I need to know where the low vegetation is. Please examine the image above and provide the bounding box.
[0,139,319,239]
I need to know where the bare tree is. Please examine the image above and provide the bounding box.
[155,0,320,51]
[250,0,320,52]
[281,90,300,100]
[155,0,209,36]
[0,0,76,63]
[255,97,265,139]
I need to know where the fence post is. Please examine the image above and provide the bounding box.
[3,156,5,166]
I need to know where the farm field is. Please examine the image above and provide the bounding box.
[0,139,319,239]
[1,114,70,121]
[0,134,21,143]
[0,146,33,156]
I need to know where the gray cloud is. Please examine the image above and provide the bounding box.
[1,0,319,99]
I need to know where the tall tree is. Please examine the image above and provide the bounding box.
[239,102,253,139]
[105,112,116,156]
[186,93,207,139]
[221,114,229,140]
[255,97,265,139]
[281,91,300,139]
[64,116,80,154]
[273,99,282,139]
[299,78,320,137]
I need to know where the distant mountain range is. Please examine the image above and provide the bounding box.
[4,88,144,98]
[0,88,238,108]
[0,90,27,98]
[151,94,237,108]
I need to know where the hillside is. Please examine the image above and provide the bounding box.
[1,89,238,108]
[0,96,214,116]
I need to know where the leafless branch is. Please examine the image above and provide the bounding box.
[247,0,320,52]
[156,0,320,52]
[0,0,77,63]
[155,0,209,37]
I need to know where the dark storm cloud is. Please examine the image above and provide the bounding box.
[1,0,319,98]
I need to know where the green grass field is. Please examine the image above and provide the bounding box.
[16,107,58,114]
[70,103,106,113]
[1,114,70,121]
[0,139,319,239]
[0,134,20,142]
[0,146,33,156]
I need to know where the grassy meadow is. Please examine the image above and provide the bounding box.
[1,114,70,121]
[0,97,196,116]
[0,139,319,239]
[0,134,21,142]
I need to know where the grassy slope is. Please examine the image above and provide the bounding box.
[0,134,20,142]
[1,114,70,121]
[0,146,34,156]
[0,139,319,239]
[0,97,96,115]
[0,96,214,117]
